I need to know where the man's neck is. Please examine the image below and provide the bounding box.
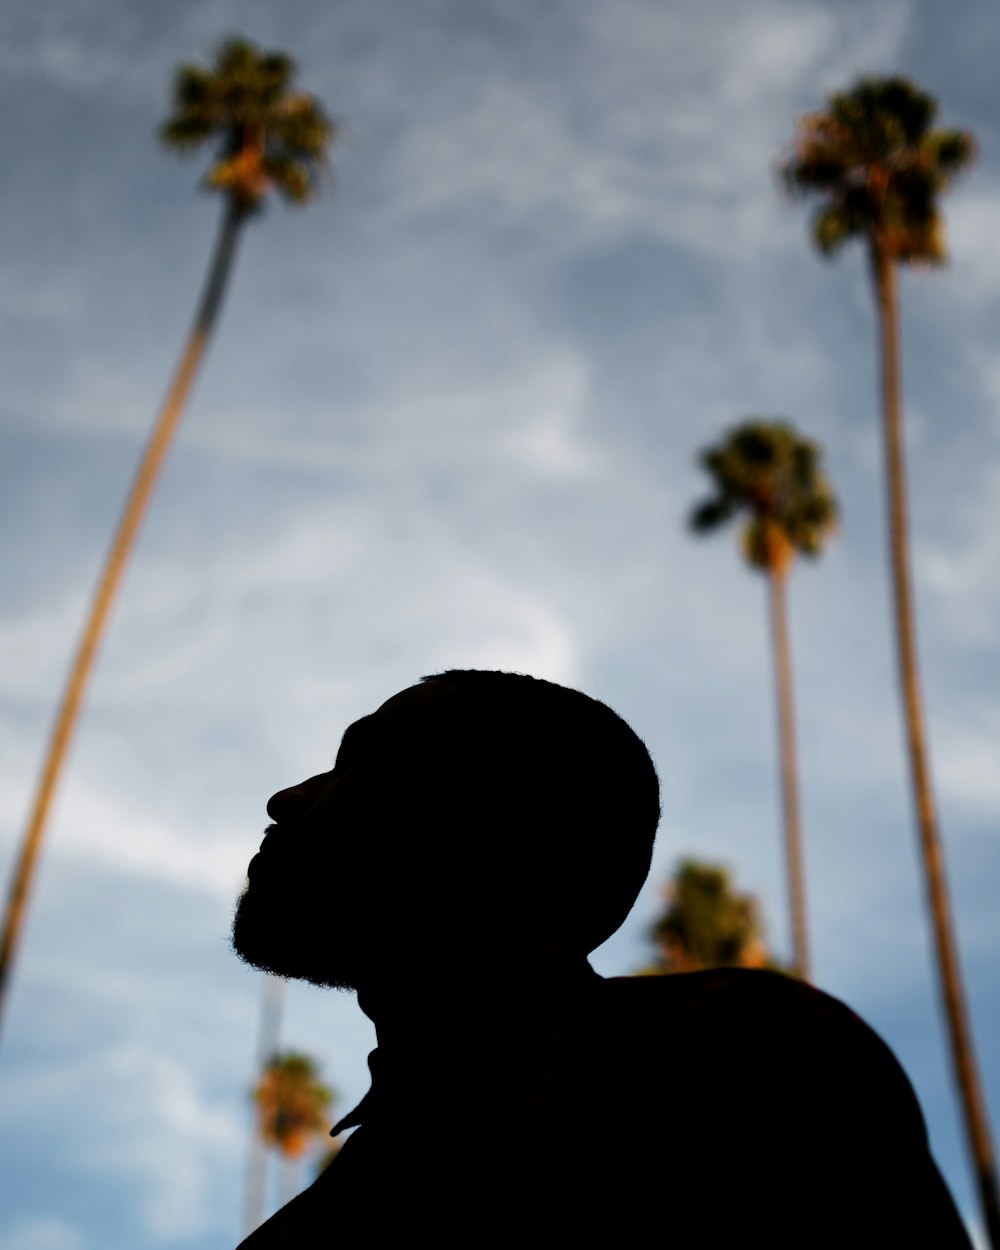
[355,950,599,1057]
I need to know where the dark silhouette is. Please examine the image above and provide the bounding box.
[232,670,971,1247]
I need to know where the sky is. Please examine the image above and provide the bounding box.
[1,0,999,1245]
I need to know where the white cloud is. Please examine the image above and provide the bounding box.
[971,352,1000,440]
[0,276,84,324]
[183,344,597,478]
[0,1218,86,1250]
[0,595,91,695]
[91,1045,242,1242]
[409,564,578,685]
[1,1044,243,1244]
[386,0,909,258]
[921,464,1000,643]
[499,360,594,476]
[0,1,248,101]
[940,184,1000,309]
[0,759,250,900]
[1,354,163,441]
[934,708,1000,815]
[60,783,249,898]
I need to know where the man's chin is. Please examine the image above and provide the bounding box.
[230,890,358,991]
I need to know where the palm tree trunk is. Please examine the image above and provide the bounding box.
[277,1154,302,1211]
[0,197,247,1038]
[872,243,1000,1248]
[767,565,810,982]
[242,974,286,1237]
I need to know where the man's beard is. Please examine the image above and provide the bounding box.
[230,885,358,992]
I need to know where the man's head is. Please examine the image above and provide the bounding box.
[231,670,660,989]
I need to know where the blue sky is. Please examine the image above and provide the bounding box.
[1,0,999,1245]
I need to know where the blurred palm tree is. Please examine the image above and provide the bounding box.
[242,974,287,1237]
[252,1051,334,1215]
[691,420,836,982]
[0,37,335,1035]
[641,859,775,976]
[781,77,998,1247]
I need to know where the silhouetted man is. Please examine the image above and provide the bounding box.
[232,670,971,1247]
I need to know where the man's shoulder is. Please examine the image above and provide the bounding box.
[595,967,904,1077]
[582,971,968,1246]
[598,965,843,1022]
[595,968,924,1126]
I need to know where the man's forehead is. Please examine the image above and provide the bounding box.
[374,679,460,718]
[338,680,463,755]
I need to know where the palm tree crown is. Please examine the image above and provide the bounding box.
[160,36,334,211]
[254,1051,334,1160]
[781,75,975,263]
[690,420,837,575]
[650,860,771,974]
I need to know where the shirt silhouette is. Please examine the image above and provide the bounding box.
[232,670,971,1248]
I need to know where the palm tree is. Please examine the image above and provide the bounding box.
[242,974,287,1238]
[255,1052,333,1158]
[691,420,837,982]
[252,1051,334,1215]
[0,37,334,1036]
[643,859,773,976]
[781,77,998,1247]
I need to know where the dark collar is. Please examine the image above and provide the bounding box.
[331,963,603,1136]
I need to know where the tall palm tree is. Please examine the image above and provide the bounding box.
[242,974,287,1238]
[251,1050,334,1217]
[691,420,837,982]
[781,77,998,1247]
[0,37,335,1036]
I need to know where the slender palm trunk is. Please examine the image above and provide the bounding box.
[767,565,810,982]
[872,244,1000,1248]
[277,1154,302,1211]
[0,198,247,1038]
[242,974,286,1237]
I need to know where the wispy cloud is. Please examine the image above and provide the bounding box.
[921,465,1000,643]
[934,706,1000,815]
[1,1042,243,1243]
[386,0,909,258]
[1,1217,87,1250]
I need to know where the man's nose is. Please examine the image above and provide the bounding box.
[266,779,318,823]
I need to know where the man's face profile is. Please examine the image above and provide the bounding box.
[231,680,460,990]
[233,669,663,991]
